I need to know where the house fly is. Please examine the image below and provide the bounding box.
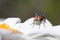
[32,11,46,28]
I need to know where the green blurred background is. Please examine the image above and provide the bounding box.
[0,0,60,25]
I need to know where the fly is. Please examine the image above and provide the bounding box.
[32,11,46,28]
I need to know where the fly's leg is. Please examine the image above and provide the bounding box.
[38,21,40,29]
[32,21,35,28]
[44,19,46,28]
[37,25,40,29]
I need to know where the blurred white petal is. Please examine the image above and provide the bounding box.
[19,17,53,35]
[3,17,21,27]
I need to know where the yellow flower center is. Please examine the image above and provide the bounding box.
[0,23,23,34]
